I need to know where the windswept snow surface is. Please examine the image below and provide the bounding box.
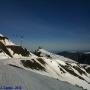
[2,56,90,90]
[0,59,83,90]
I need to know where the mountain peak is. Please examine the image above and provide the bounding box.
[0,33,30,58]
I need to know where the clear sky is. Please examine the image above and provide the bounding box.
[0,0,90,51]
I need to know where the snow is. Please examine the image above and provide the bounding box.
[7,48,23,58]
[0,51,10,59]
[0,33,90,90]
[56,59,66,66]
[0,51,90,90]
[0,50,90,90]
[0,33,15,45]
[3,57,90,90]
[38,48,77,63]
[5,39,15,45]
[0,59,83,90]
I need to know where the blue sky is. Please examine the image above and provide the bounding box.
[0,0,90,51]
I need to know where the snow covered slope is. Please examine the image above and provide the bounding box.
[0,33,90,90]
[0,49,10,59]
[6,54,90,90]
[0,59,83,90]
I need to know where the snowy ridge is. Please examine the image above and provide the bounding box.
[0,59,83,90]
[0,33,15,46]
[0,34,30,58]
[35,48,77,63]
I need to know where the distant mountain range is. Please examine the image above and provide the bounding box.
[57,51,90,65]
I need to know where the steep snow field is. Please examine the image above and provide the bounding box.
[2,56,90,90]
[0,59,83,90]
